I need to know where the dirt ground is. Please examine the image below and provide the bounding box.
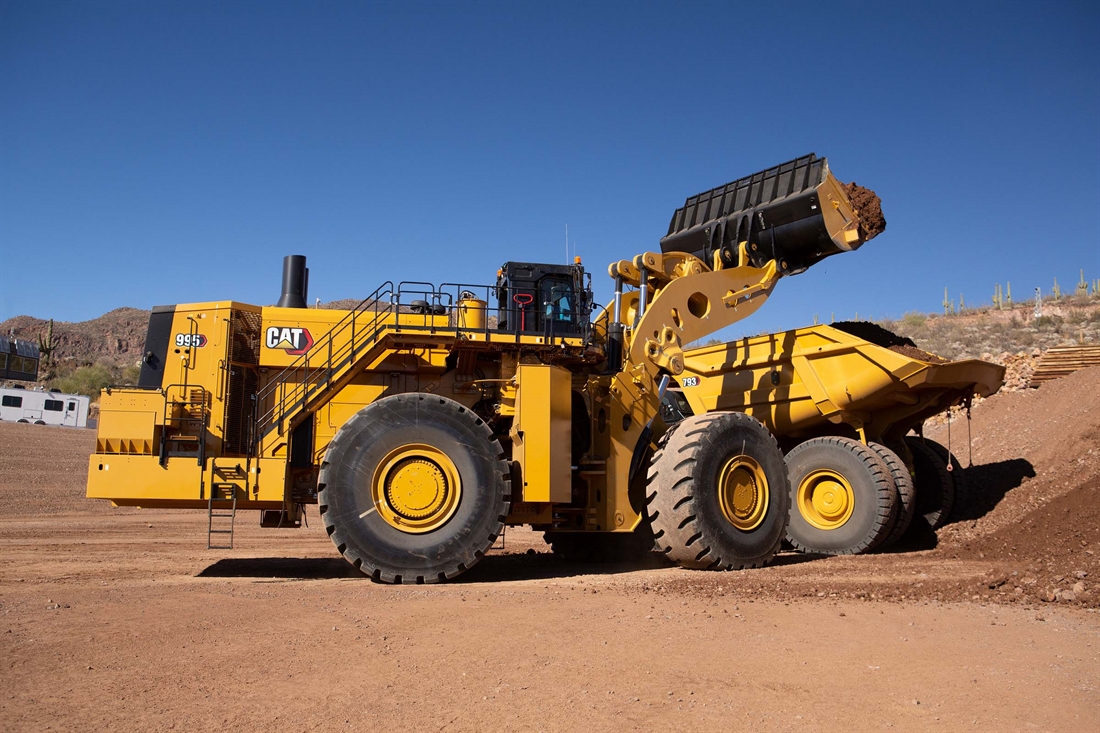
[2,370,1099,732]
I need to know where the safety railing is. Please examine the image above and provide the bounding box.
[252,278,595,452]
[253,281,397,448]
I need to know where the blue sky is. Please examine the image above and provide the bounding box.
[1,1,1098,338]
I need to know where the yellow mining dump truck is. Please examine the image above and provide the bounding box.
[89,153,879,583]
[663,322,1004,555]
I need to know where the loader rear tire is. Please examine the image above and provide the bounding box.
[785,437,897,555]
[905,436,955,530]
[869,442,917,548]
[647,412,789,570]
[318,393,511,584]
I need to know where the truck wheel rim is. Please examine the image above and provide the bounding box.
[797,469,854,530]
[371,444,462,534]
[718,455,769,531]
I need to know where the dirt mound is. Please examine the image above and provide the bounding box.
[842,181,886,241]
[984,350,1040,392]
[928,366,1100,603]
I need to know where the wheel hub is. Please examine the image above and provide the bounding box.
[371,444,462,533]
[385,458,449,520]
[718,456,769,531]
[798,470,855,530]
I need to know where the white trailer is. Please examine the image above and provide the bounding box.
[0,387,90,427]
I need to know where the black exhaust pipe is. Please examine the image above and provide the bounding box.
[276,255,309,308]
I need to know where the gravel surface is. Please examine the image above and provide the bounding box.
[1,368,1098,731]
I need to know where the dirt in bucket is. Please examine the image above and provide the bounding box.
[842,182,887,241]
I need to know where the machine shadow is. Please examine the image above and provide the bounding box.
[197,547,825,583]
[196,552,671,583]
[948,458,1036,524]
[454,553,667,583]
[197,556,363,580]
[877,457,1037,553]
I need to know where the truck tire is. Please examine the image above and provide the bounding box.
[869,442,916,548]
[318,393,511,584]
[905,436,955,530]
[924,438,968,519]
[785,437,897,555]
[647,412,789,570]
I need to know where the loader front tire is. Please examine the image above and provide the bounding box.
[785,437,898,555]
[647,412,789,570]
[318,393,511,584]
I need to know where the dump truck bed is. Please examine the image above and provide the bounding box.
[674,323,1004,443]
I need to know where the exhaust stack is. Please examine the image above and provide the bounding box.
[276,255,309,308]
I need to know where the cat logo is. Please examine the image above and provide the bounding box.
[265,326,314,355]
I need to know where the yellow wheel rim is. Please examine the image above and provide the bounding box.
[717,455,769,531]
[797,469,855,530]
[371,444,462,534]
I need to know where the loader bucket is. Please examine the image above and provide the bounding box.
[660,154,870,275]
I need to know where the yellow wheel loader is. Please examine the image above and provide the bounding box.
[88,153,879,583]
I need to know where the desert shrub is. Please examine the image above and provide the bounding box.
[51,363,116,398]
[902,311,927,328]
[1067,310,1088,324]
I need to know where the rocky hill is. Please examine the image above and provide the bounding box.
[4,293,1097,395]
[879,295,1100,362]
[1,308,151,372]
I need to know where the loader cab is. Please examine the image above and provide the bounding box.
[495,261,591,337]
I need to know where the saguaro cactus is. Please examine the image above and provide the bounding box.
[37,318,57,366]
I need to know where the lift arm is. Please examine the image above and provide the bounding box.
[597,153,880,533]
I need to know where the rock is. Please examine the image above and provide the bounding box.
[1073,570,1088,579]
[1060,591,1077,602]
[1043,589,1057,602]
[1073,581,1086,594]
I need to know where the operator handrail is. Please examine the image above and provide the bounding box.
[253,282,396,445]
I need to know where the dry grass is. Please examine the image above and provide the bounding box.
[878,295,1100,360]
